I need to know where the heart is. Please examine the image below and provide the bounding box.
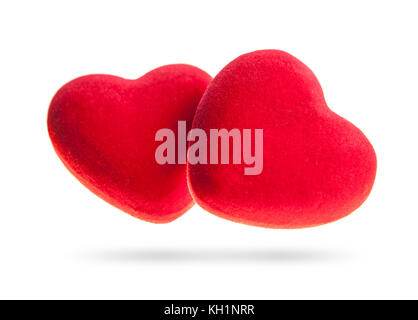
[48,64,211,223]
[187,50,377,228]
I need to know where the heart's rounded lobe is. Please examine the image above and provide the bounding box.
[187,50,377,228]
[48,64,211,223]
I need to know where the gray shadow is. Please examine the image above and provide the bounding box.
[84,247,348,264]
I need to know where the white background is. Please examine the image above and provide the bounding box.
[1,0,417,299]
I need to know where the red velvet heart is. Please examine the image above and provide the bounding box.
[187,50,377,228]
[48,64,211,223]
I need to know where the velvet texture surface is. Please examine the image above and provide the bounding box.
[188,50,377,228]
[48,64,212,223]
